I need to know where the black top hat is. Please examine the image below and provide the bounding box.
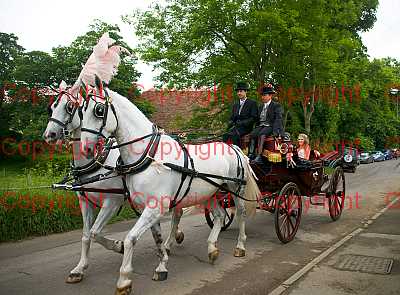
[235,81,250,91]
[261,83,276,95]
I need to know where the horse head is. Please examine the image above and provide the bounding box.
[80,83,119,158]
[43,80,82,143]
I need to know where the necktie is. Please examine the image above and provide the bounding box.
[262,103,268,114]
[239,100,245,114]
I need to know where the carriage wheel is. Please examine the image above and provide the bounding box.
[205,194,235,231]
[274,182,302,243]
[328,166,346,221]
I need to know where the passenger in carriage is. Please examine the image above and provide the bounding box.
[222,81,258,147]
[297,133,311,160]
[297,133,321,160]
[249,84,284,164]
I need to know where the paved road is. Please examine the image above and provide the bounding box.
[0,160,399,295]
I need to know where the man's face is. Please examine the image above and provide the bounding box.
[261,94,272,103]
[237,89,247,99]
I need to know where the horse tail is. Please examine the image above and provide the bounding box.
[242,154,261,217]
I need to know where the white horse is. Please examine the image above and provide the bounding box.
[42,81,185,284]
[79,85,260,295]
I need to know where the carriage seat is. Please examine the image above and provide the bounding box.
[241,133,294,162]
[259,135,294,163]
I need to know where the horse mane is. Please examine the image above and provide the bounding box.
[108,90,151,123]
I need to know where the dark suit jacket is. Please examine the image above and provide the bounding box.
[255,100,284,136]
[229,98,258,135]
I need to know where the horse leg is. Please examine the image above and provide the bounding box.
[151,222,169,281]
[164,207,184,254]
[66,193,95,283]
[115,207,162,295]
[233,198,247,257]
[207,200,224,264]
[90,196,125,254]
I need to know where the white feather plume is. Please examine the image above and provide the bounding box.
[76,32,130,87]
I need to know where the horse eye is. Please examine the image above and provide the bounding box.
[66,101,75,114]
[94,104,105,118]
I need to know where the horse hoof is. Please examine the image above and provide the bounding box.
[175,231,184,244]
[152,271,168,281]
[233,248,245,257]
[65,273,83,283]
[114,283,132,295]
[208,249,219,264]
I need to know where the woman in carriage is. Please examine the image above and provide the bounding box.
[297,133,320,161]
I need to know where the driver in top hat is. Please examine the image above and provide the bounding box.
[249,84,284,163]
[223,81,258,147]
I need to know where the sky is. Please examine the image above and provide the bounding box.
[0,0,399,90]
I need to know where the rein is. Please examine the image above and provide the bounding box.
[77,84,256,208]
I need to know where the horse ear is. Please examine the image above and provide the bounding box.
[95,75,102,90]
[59,80,67,91]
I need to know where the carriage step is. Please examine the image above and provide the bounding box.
[309,193,328,206]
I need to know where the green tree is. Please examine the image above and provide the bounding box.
[14,51,56,88]
[0,32,24,86]
[0,32,24,138]
[2,20,149,144]
[52,20,140,90]
[129,0,378,134]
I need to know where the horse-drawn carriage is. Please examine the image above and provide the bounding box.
[43,33,346,294]
[204,134,345,243]
[46,84,346,294]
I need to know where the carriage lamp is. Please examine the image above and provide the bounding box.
[389,88,399,118]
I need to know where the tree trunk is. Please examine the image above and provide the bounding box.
[302,84,315,135]
[283,108,289,130]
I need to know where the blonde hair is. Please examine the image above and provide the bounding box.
[298,133,309,145]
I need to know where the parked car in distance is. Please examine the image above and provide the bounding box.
[372,151,385,162]
[359,152,374,164]
[342,147,359,173]
[383,150,394,160]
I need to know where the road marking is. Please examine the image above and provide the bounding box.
[268,196,400,295]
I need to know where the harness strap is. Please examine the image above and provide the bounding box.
[163,163,247,185]
[49,117,67,128]
[107,133,154,150]
[72,138,115,177]
[231,145,246,196]
[115,125,162,175]
[117,173,141,217]
[169,139,195,210]
[73,169,116,186]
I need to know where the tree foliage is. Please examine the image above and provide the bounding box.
[0,20,153,145]
[128,0,400,150]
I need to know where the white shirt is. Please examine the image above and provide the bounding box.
[263,100,271,110]
[298,148,305,159]
[239,98,247,114]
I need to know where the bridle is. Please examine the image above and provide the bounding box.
[80,87,162,175]
[48,90,81,140]
[47,87,115,178]
[80,89,119,140]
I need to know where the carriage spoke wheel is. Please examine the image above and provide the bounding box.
[274,182,302,243]
[205,195,235,231]
[328,166,346,221]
